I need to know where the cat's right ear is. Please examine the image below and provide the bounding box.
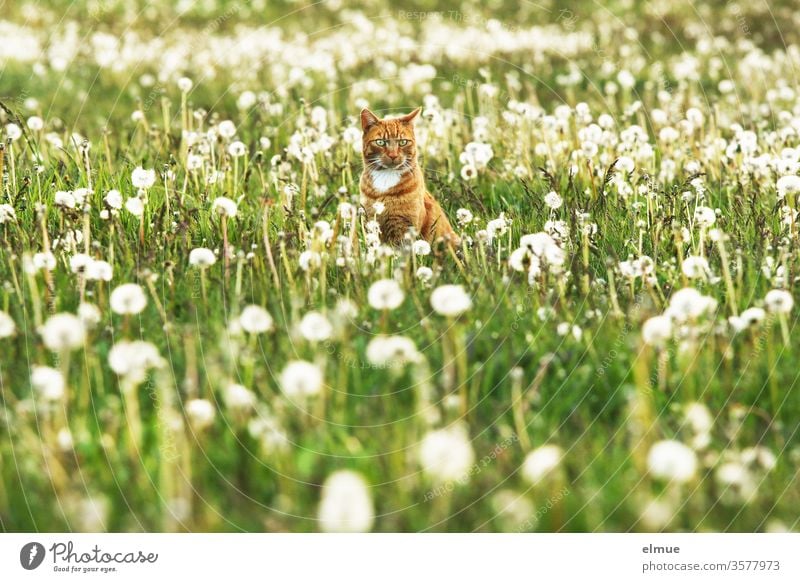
[361,108,380,131]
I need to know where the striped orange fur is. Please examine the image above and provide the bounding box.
[359,108,459,246]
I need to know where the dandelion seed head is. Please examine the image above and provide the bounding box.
[177,76,193,92]
[131,167,156,189]
[57,428,73,452]
[456,208,473,225]
[228,140,247,158]
[239,305,273,334]
[108,340,163,383]
[217,120,237,139]
[366,335,420,367]
[110,283,147,315]
[0,204,16,224]
[460,164,477,180]
[40,313,85,352]
[27,116,43,131]
[224,383,256,411]
[212,196,238,218]
[4,123,22,141]
[684,403,713,435]
[367,279,404,311]
[681,255,710,279]
[104,189,123,209]
[741,446,777,472]
[430,284,471,317]
[55,190,76,209]
[764,289,793,313]
[186,398,216,431]
[544,190,563,210]
[693,205,716,227]
[521,444,563,485]
[279,360,323,399]
[412,240,431,256]
[78,303,102,327]
[647,440,697,483]
[415,266,434,283]
[639,497,675,530]
[189,247,217,268]
[298,250,322,271]
[298,311,333,342]
[31,365,65,401]
[419,424,475,483]
[0,311,16,338]
[776,175,800,200]
[237,91,257,110]
[317,470,374,533]
[665,288,717,322]
[125,197,144,217]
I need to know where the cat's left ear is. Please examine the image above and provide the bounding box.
[399,107,421,124]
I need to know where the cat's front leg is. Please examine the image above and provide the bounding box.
[380,215,414,245]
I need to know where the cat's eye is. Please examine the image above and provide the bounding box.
[374,139,387,147]
[398,139,409,146]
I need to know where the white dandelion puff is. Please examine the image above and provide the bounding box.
[647,440,697,483]
[189,247,217,268]
[0,311,16,338]
[131,167,156,189]
[224,383,256,411]
[430,284,472,317]
[125,197,144,217]
[108,340,163,384]
[764,289,793,313]
[317,470,375,533]
[31,366,65,401]
[412,240,431,256]
[367,279,405,311]
[366,335,420,367]
[40,313,85,352]
[239,305,273,334]
[521,445,563,485]
[109,283,147,315]
[279,360,323,399]
[298,311,333,342]
[186,399,216,431]
[212,196,238,218]
[419,424,475,483]
[642,315,673,346]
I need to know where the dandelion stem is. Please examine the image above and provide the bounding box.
[778,313,790,347]
[766,319,779,416]
[262,205,281,289]
[716,235,738,316]
[222,214,230,279]
[511,371,531,450]
[607,266,624,319]
[8,143,16,198]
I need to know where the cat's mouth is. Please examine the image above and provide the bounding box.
[367,156,412,172]
[379,160,408,170]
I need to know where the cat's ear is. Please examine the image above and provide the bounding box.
[360,108,380,131]
[399,107,421,124]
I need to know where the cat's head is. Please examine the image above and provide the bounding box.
[360,108,420,172]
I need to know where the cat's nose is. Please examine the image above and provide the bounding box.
[386,151,398,159]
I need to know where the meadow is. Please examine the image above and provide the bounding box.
[0,0,798,532]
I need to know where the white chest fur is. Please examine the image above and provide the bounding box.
[370,169,403,192]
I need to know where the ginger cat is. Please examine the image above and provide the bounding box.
[359,108,459,246]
